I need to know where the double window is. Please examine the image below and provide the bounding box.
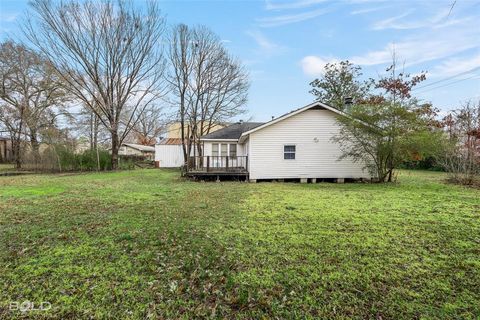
[284,145,295,160]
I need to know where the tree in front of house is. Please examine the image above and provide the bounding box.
[309,60,373,111]
[332,60,443,182]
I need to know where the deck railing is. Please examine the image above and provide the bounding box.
[187,156,248,173]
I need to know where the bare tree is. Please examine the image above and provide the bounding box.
[167,24,195,162]
[167,25,249,162]
[0,41,66,168]
[25,0,167,169]
[128,105,165,145]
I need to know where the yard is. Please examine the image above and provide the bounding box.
[0,169,479,319]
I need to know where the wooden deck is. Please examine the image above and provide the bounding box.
[185,156,248,179]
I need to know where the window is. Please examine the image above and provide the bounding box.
[221,144,228,156]
[212,143,219,156]
[229,144,237,157]
[284,145,295,160]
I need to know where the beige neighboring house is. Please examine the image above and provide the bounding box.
[118,143,155,160]
[165,122,225,139]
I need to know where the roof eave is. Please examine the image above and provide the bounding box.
[199,138,239,142]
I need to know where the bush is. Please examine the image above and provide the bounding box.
[22,145,132,172]
[400,157,444,171]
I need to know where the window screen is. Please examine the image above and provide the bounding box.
[284,145,295,160]
[212,143,219,156]
[229,144,237,157]
[221,144,228,156]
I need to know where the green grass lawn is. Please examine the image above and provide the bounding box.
[1,169,479,319]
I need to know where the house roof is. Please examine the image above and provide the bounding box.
[158,138,185,145]
[123,143,155,152]
[200,122,264,140]
[238,101,348,143]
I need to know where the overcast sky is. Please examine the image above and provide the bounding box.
[1,0,479,121]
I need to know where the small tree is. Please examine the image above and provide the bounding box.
[309,60,372,111]
[334,102,442,182]
[332,60,437,182]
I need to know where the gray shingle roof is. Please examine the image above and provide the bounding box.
[201,122,264,140]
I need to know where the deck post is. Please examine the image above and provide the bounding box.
[206,156,210,172]
[336,178,345,184]
[300,178,308,183]
[226,156,229,171]
[246,156,248,172]
[249,179,257,183]
[311,178,317,183]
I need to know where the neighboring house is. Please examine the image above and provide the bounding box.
[186,101,370,181]
[165,122,225,139]
[0,136,13,163]
[155,123,224,168]
[118,143,155,160]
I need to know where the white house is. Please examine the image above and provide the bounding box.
[190,101,370,182]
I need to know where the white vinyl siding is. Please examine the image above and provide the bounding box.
[248,109,368,180]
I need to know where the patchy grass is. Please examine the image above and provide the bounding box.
[0,169,479,319]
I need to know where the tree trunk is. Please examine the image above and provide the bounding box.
[13,138,21,169]
[111,130,119,170]
[30,130,40,168]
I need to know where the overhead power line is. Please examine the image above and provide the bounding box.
[415,74,480,94]
[413,66,480,91]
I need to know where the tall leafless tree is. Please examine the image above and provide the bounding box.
[167,24,194,162]
[0,41,66,169]
[25,0,167,169]
[167,24,249,162]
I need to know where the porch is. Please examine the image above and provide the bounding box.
[184,156,248,178]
